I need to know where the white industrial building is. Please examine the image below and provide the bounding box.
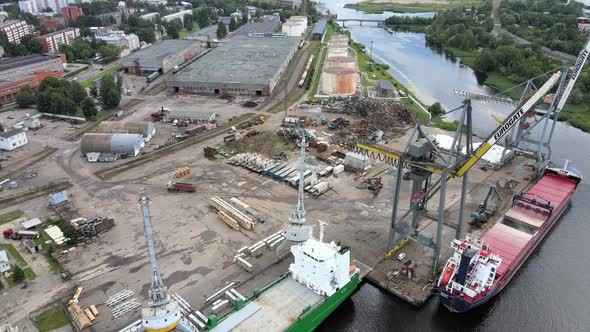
[0,248,10,273]
[344,151,371,171]
[0,129,27,151]
[81,133,145,159]
[282,16,308,37]
[96,32,140,51]
[96,121,156,141]
[162,10,192,23]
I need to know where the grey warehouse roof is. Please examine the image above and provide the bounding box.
[312,19,327,35]
[0,129,24,138]
[233,21,280,36]
[169,36,300,86]
[121,40,198,68]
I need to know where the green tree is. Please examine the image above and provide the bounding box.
[242,12,248,25]
[217,21,227,39]
[12,265,25,283]
[430,102,445,116]
[100,75,121,109]
[15,86,36,108]
[570,88,584,105]
[229,17,239,31]
[71,82,87,104]
[197,8,210,28]
[184,14,193,31]
[82,97,97,119]
[167,25,179,39]
[21,35,43,54]
[97,44,121,63]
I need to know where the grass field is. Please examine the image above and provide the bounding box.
[24,267,36,280]
[179,23,198,39]
[344,1,483,13]
[0,210,24,226]
[34,309,70,332]
[81,64,123,88]
[2,243,26,266]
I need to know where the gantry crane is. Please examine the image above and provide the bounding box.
[336,71,563,274]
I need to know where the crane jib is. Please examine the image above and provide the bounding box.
[492,108,526,143]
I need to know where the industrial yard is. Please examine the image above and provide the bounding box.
[0,4,587,331]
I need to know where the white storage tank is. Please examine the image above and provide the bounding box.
[282,22,306,37]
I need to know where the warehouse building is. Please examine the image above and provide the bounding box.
[312,19,327,40]
[163,111,216,123]
[0,54,66,102]
[167,35,299,96]
[81,133,145,160]
[233,20,280,36]
[96,121,156,141]
[121,40,201,75]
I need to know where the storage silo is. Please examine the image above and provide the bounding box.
[327,46,349,58]
[326,56,355,70]
[282,22,305,37]
[321,67,357,95]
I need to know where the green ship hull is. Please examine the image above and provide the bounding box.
[284,272,361,332]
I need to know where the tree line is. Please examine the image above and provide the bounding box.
[15,75,122,119]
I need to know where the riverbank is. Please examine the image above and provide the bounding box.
[442,45,590,132]
[344,0,482,13]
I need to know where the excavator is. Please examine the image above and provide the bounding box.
[470,186,502,226]
[365,176,383,194]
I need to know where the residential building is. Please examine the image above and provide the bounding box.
[140,12,159,22]
[39,16,68,30]
[0,129,28,151]
[0,20,31,44]
[162,10,193,23]
[37,27,80,54]
[0,248,10,273]
[96,32,140,51]
[18,0,38,14]
[35,0,71,14]
[61,6,84,23]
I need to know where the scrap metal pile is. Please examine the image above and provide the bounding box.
[320,97,415,132]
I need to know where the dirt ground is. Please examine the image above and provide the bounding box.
[0,82,537,331]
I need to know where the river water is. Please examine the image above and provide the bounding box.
[317,1,590,331]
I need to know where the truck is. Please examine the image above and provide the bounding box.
[166,181,196,193]
[3,229,40,240]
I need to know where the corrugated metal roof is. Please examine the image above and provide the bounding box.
[312,19,327,35]
[22,218,42,229]
[0,128,24,138]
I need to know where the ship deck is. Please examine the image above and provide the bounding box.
[482,173,577,276]
[211,277,322,332]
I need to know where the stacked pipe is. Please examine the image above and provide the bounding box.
[211,196,254,230]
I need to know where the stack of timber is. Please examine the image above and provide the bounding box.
[68,303,93,330]
[233,230,284,272]
[174,167,191,178]
[211,196,254,231]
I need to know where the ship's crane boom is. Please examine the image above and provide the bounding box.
[349,71,561,178]
[556,38,590,112]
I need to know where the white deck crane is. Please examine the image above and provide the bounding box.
[283,128,311,242]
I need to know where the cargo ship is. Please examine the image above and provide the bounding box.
[198,222,360,332]
[437,161,582,312]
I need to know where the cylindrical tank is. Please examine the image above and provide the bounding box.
[327,47,349,58]
[322,67,357,95]
[332,35,349,42]
[282,22,305,36]
[329,40,348,48]
[326,56,355,70]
